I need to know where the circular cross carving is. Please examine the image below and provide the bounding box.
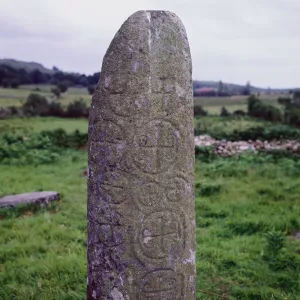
[137,211,185,260]
[133,120,179,174]
[166,177,191,203]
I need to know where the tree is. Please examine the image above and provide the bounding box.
[88,72,100,85]
[293,91,300,104]
[220,106,230,117]
[79,76,89,87]
[2,79,9,88]
[57,81,69,93]
[0,67,6,83]
[52,66,60,72]
[53,71,66,82]
[217,80,223,96]
[30,69,47,84]
[51,87,61,98]
[19,68,31,84]
[242,81,251,96]
[22,93,49,116]
[10,79,20,89]
[87,85,95,95]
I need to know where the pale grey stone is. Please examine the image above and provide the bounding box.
[87,10,195,300]
[0,192,59,208]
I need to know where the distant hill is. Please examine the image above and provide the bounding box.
[0,58,298,93]
[193,80,292,94]
[0,59,54,74]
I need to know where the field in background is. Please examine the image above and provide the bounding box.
[1,116,300,299]
[0,85,91,108]
[1,86,300,299]
[194,95,283,114]
[194,116,272,137]
[0,85,286,116]
[0,117,88,134]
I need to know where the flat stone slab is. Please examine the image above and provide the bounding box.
[0,192,59,208]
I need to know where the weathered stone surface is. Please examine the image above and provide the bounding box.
[0,192,59,208]
[87,10,195,300]
[195,135,300,156]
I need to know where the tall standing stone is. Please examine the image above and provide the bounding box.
[88,10,195,299]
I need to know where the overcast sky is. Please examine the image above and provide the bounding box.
[0,0,299,88]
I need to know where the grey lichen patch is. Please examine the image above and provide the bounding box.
[88,10,195,300]
[110,288,125,300]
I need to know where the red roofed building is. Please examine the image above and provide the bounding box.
[194,87,217,97]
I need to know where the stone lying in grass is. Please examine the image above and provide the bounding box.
[0,191,59,208]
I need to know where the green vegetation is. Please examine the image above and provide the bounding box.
[247,95,283,122]
[194,116,300,141]
[194,95,282,115]
[0,115,299,299]
[1,77,300,299]
[0,92,90,119]
[0,86,91,109]
[195,153,300,299]
[0,129,87,165]
[0,117,88,134]
[0,152,87,299]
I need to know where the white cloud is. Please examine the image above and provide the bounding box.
[0,0,299,87]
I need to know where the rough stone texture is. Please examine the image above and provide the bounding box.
[0,192,59,208]
[195,135,300,156]
[88,10,195,300]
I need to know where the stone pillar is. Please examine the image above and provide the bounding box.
[88,10,195,300]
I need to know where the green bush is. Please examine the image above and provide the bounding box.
[9,94,89,119]
[45,102,65,117]
[0,133,60,165]
[51,87,61,98]
[247,94,260,113]
[65,99,89,118]
[2,79,9,88]
[278,97,291,106]
[211,125,300,141]
[40,129,87,149]
[247,95,283,122]
[57,81,69,93]
[0,129,88,165]
[194,105,208,117]
[87,85,95,95]
[22,93,49,116]
[10,79,20,89]
[232,109,246,116]
[285,107,300,127]
[220,106,230,117]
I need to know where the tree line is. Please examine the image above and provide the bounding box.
[0,64,100,90]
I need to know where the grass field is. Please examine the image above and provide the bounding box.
[1,85,286,116]
[194,95,283,115]
[1,116,300,299]
[194,116,272,137]
[0,85,91,108]
[0,117,88,134]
